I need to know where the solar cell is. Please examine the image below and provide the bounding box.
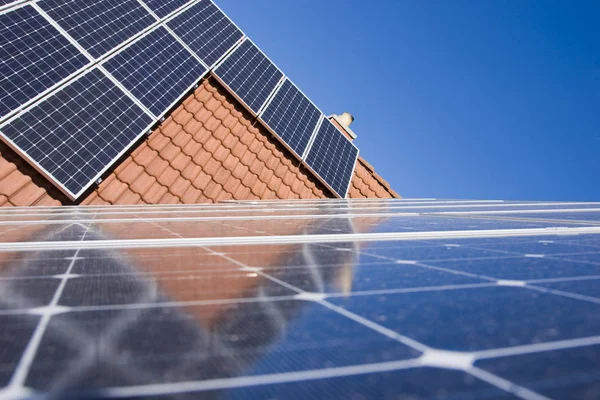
[0,5,89,119]
[38,0,155,59]
[102,26,207,117]
[167,0,243,67]
[141,0,191,19]
[260,78,322,157]
[1,199,600,398]
[0,68,153,198]
[305,118,359,197]
[213,39,283,114]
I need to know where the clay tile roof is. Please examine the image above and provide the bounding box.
[0,76,399,208]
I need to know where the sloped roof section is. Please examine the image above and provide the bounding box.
[0,78,398,207]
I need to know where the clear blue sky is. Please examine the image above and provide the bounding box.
[217,0,600,201]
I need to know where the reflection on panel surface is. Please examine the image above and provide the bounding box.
[0,199,600,398]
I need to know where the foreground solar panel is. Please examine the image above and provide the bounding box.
[142,0,191,19]
[0,199,600,399]
[0,5,89,119]
[0,68,153,198]
[38,0,155,59]
[305,118,359,197]
[213,38,283,114]
[260,78,322,157]
[167,0,243,67]
[103,27,207,117]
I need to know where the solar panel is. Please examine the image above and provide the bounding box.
[213,39,283,114]
[102,26,207,118]
[141,0,191,19]
[38,0,155,59]
[0,199,600,398]
[260,78,322,157]
[0,5,89,120]
[0,68,153,198]
[167,0,243,67]
[305,118,359,197]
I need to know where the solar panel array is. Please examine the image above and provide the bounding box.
[1,198,600,398]
[0,0,249,199]
[0,0,359,200]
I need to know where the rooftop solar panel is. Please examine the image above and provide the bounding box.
[0,199,600,398]
[0,68,153,199]
[167,0,243,67]
[0,5,89,120]
[305,118,359,198]
[260,78,322,157]
[38,0,155,59]
[141,0,191,19]
[213,39,283,114]
[102,26,207,118]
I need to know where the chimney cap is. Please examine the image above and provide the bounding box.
[328,112,357,140]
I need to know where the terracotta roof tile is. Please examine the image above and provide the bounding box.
[10,182,46,206]
[161,117,183,138]
[267,175,282,192]
[145,155,169,178]
[240,150,257,167]
[116,161,144,183]
[282,169,296,187]
[171,108,193,127]
[227,177,242,195]
[114,190,142,205]
[258,167,274,184]
[212,145,230,163]
[233,184,251,199]
[181,186,202,203]
[232,163,249,180]
[230,141,247,159]
[222,153,239,171]
[203,116,220,133]
[202,158,220,176]
[171,130,192,149]
[33,193,61,206]
[182,96,203,115]
[203,137,220,154]
[181,162,202,182]
[129,172,156,195]
[182,139,202,159]
[192,171,211,191]
[96,175,128,204]
[141,182,169,203]
[0,170,31,198]
[157,166,180,187]
[171,153,191,172]
[251,180,268,198]
[204,96,221,113]
[192,149,212,168]
[194,84,212,103]
[277,184,291,199]
[147,132,170,152]
[291,179,304,196]
[159,192,180,204]
[132,145,158,167]
[243,172,258,189]
[203,181,222,200]
[213,166,232,186]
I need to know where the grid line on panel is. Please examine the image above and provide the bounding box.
[38,0,155,59]
[167,0,243,67]
[260,79,322,157]
[142,0,191,19]
[305,118,359,197]
[0,5,89,120]
[213,39,283,114]
[102,26,207,118]
[0,68,153,197]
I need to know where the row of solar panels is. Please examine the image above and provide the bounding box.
[0,0,358,199]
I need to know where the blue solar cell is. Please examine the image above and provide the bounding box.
[38,0,155,59]
[103,27,207,117]
[260,79,322,157]
[0,68,153,197]
[0,5,89,119]
[305,118,359,197]
[168,0,243,66]
[213,39,283,114]
[142,0,191,19]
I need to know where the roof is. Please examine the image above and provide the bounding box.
[0,77,399,207]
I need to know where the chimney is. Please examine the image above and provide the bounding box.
[328,112,357,141]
